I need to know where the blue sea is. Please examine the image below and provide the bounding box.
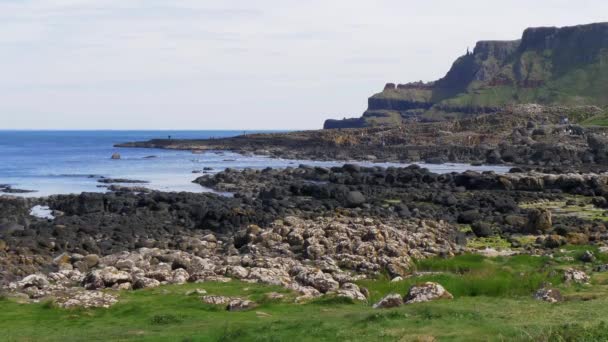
[0,130,511,197]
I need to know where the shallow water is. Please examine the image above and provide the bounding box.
[0,130,511,197]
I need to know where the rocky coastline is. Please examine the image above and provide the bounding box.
[4,162,608,308]
[115,105,608,169]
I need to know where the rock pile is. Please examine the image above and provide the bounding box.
[3,215,458,307]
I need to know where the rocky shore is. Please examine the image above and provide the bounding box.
[115,105,608,169]
[4,162,608,308]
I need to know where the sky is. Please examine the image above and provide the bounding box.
[1,0,607,130]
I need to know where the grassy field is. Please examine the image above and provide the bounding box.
[3,251,608,341]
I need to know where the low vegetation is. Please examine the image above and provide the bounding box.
[3,250,608,341]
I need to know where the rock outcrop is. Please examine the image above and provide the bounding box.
[325,22,608,128]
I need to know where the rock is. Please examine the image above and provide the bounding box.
[115,259,135,270]
[133,277,161,289]
[534,288,563,303]
[83,254,100,268]
[527,209,552,233]
[17,274,49,289]
[594,264,608,272]
[372,293,403,309]
[345,191,366,208]
[264,292,285,300]
[227,298,256,311]
[113,282,133,291]
[111,153,121,160]
[544,235,565,249]
[404,282,453,304]
[100,267,132,286]
[185,289,207,296]
[563,268,590,284]
[579,250,596,263]
[53,253,71,267]
[225,266,249,279]
[171,269,190,284]
[471,222,493,237]
[391,276,403,282]
[56,290,118,309]
[334,283,367,301]
[294,269,339,293]
[201,295,232,305]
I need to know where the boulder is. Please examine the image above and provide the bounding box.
[227,298,256,311]
[471,222,493,237]
[334,283,367,301]
[171,269,190,284]
[202,295,232,305]
[133,277,161,289]
[404,282,453,304]
[563,268,590,284]
[56,290,118,309]
[526,209,552,233]
[111,153,121,160]
[17,274,49,289]
[372,293,403,309]
[345,191,366,208]
[579,250,596,263]
[185,288,207,296]
[534,288,562,303]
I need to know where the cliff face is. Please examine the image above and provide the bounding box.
[325,22,608,129]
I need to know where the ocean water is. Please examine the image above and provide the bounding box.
[0,130,511,197]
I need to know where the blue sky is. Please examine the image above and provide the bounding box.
[1,0,607,130]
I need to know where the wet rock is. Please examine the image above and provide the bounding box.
[111,153,121,160]
[404,282,453,304]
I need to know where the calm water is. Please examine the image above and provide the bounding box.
[0,130,511,197]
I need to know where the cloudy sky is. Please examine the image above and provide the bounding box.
[1,0,607,130]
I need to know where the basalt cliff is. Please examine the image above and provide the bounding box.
[325,22,608,128]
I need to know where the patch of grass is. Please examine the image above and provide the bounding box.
[458,224,473,233]
[467,236,511,250]
[3,252,608,341]
[310,295,356,306]
[359,254,563,303]
[521,198,608,223]
[150,314,183,325]
[415,253,487,273]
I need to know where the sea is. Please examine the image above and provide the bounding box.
[0,130,512,197]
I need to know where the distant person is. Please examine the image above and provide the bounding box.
[168,135,172,140]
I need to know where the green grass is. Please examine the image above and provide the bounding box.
[3,252,608,341]
[581,110,608,126]
[521,197,608,223]
[467,236,512,250]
